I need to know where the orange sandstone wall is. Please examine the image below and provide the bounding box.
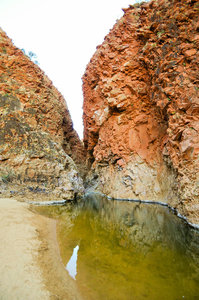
[83,0,199,223]
[0,28,85,200]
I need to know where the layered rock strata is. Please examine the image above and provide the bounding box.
[0,29,85,201]
[83,0,199,223]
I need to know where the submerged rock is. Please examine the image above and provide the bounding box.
[83,0,199,224]
[0,28,85,201]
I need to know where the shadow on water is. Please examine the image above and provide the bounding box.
[34,193,199,300]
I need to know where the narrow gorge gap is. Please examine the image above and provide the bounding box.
[0,0,199,298]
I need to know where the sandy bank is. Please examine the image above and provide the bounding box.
[0,198,82,300]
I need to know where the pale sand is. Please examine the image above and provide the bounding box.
[0,198,82,300]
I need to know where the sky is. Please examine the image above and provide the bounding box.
[0,0,142,138]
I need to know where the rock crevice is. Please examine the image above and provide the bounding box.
[1,0,198,223]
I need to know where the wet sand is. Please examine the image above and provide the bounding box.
[0,198,82,300]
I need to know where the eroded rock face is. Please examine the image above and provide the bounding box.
[83,0,199,223]
[0,29,85,200]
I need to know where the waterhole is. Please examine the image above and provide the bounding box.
[34,193,199,300]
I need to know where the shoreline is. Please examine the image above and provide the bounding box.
[26,192,199,230]
[0,198,82,300]
[106,196,199,231]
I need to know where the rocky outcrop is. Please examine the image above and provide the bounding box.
[0,29,85,201]
[83,0,199,223]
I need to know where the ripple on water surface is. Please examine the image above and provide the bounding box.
[35,194,199,300]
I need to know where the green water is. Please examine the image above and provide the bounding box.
[34,194,199,300]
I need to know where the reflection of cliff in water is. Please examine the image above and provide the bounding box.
[80,193,199,263]
[35,192,199,299]
[58,192,199,299]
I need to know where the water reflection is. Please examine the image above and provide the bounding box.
[66,245,79,280]
[80,193,199,255]
[34,193,199,299]
[64,193,199,299]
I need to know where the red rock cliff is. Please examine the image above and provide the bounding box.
[83,0,199,224]
[0,28,85,201]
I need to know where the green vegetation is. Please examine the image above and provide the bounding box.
[2,47,6,54]
[157,30,165,38]
[21,48,39,65]
[1,174,11,183]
